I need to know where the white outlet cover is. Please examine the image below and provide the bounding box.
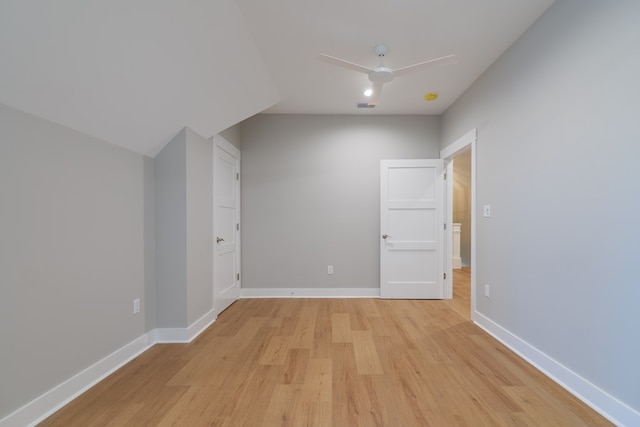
[483,205,491,218]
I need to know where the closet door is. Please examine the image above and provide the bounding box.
[213,135,241,316]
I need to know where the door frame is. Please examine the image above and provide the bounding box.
[441,129,477,320]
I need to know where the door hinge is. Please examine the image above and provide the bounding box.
[236,223,239,231]
[444,172,447,180]
[443,272,447,280]
[444,223,447,230]
[237,273,240,281]
[236,173,239,180]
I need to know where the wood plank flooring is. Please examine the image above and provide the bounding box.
[40,268,611,426]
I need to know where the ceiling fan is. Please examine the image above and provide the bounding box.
[318,44,456,106]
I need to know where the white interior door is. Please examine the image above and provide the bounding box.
[380,159,445,299]
[213,135,241,316]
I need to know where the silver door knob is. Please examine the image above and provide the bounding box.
[382,234,391,239]
[216,237,224,243]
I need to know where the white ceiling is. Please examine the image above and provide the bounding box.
[0,0,555,157]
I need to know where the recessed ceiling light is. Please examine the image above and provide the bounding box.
[424,92,438,101]
[364,88,373,97]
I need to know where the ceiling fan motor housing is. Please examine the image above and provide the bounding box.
[369,67,394,83]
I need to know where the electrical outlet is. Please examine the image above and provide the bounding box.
[133,298,141,314]
[328,265,334,275]
[484,285,490,298]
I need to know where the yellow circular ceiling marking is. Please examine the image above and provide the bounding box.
[424,93,438,101]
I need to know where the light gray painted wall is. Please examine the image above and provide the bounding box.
[219,124,241,149]
[185,128,214,325]
[441,0,640,412]
[240,114,440,289]
[0,103,147,418]
[154,129,188,327]
[154,127,214,328]
[143,156,156,330]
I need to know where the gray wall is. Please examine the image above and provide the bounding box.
[0,103,147,418]
[155,127,213,328]
[219,124,242,150]
[154,130,188,327]
[143,156,156,330]
[240,114,440,289]
[441,0,640,412]
[185,129,214,325]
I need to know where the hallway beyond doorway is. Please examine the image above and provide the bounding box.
[449,266,471,319]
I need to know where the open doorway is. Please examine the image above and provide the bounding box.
[451,149,471,318]
[442,129,476,321]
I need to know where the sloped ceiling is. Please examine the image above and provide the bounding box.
[0,0,280,157]
[0,1,555,157]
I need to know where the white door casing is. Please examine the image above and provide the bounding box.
[213,135,241,317]
[441,128,477,312]
[380,159,445,299]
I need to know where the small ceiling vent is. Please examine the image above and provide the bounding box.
[357,103,375,108]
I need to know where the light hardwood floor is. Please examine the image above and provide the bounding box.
[40,269,611,426]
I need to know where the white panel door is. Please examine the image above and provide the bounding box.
[213,135,241,316]
[380,159,444,299]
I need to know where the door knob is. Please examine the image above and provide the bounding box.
[382,234,391,239]
[216,237,224,243]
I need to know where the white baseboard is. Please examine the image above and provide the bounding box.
[152,308,217,343]
[0,333,153,427]
[0,310,217,427]
[472,311,640,427]
[241,287,380,298]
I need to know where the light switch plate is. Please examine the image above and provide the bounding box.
[483,205,491,218]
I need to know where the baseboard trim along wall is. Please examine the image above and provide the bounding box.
[240,287,380,298]
[0,334,153,427]
[152,308,217,343]
[0,311,217,427]
[473,312,640,427]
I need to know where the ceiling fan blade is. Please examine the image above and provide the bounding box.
[393,54,457,77]
[367,82,384,106]
[318,54,374,75]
